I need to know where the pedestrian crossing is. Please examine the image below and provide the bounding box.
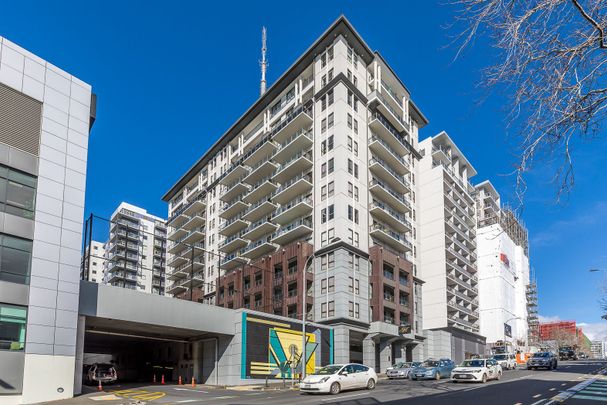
[571,379,607,402]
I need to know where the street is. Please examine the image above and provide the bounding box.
[54,360,607,405]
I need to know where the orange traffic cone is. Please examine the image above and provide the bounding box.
[97,380,103,391]
[191,377,196,388]
[178,376,182,385]
[161,374,165,385]
[153,374,157,384]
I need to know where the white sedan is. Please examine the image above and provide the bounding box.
[300,363,377,395]
[450,358,502,383]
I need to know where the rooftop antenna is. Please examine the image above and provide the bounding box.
[260,26,268,96]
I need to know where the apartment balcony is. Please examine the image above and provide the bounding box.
[179,272,204,289]
[167,208,189,229]
[272,195,313,225]
[107,240,139,253]
[106,260,138,273]
[181,243,206,260]
[182,227,205,245]
[369,178,411,213]
[446,260,478,282]
[220,197,249,219]
[272,217,313,246]
[244,157,278,185]
[448,314,478,331]
[368,135,409,175]
[167,227,187,242]
[109,250,139,263]
[242,218,278,241]
[219,215,248,236]
[432,145,452,165]
[445,219,475,249]
[369,200,412,233]
[242,198,277,223]
[220,163,249,186]
[273,173,313,205]
[167,254,188,269]
[446,273,477,295]
[110,230,140,242]
[368,157,410,194]
[447,300,475,317]
[107,271,138,284]
[244,178,278,204]
[271,102,313,145]
[242,236,277,260]
[242,139,278,169]
[273,130,313,164]
[370,222,412,252]
[181,214,205,231]
[273,151,313,184]
[182,198,206,218]
[168,259,205,281]
[221,179,250,203]
[166,281,187,295]
[167,238,188,255]
[368,91,409,134]
[446,245,475,268]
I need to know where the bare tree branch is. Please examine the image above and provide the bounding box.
[572,0,607,49]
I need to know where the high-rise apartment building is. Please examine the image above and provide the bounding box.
[590,341,606,359]
[103,202,167,295]
[0,36,95,404]
[417,131,485,362]
[80,240,105,283]
[475,181,529,349]
[162,17,428,370]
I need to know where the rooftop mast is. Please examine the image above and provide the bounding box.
[260,26,268,96]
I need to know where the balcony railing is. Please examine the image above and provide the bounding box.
[273,195,313,217]
[273,217,312,239]
[369,157,410,189]
[370,222,413,249]
[370,199,411,228]
[370,134,409,166]
[369,178,411,209]
[275,172,313,194]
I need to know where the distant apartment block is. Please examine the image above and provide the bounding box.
[475,181,530,349]
[591,341,606,359]
[417,131,485,362]
[0,35,95,404]
[80,240,105,283]
[102,202,167,295]
[162,17,428,371]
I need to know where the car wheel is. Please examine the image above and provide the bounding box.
[367,379,376,390]
[435,373,441,381]
[452,380,458,383]
[481,374,487,383]
[330,382,341,395]
[410,376,416,381]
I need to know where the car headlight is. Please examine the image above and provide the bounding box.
[319,377,330,383]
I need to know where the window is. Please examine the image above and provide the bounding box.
[321,136,334,155]
[321,185,327,201]
[353,140,358,156]
[0,303,27,350]
[347,69,352,81]
[321,162,327,178]
[347,113,353,129]
[354,231,360,247]
[321,205,334,223]
[328,158,334,174]
[321,276,334,293]
[348,90,353,107]
[347,160,358,178]
[321,278,327,294]
[353,119,358,134]
[321,118,327,133]
[328,47,334,61]
[321,53,326,68]
[328,301,335,317]
[348,182,354,198]
[353,53,358,69]
[321,74,327,87]
[349,301,354,317]
[347,136,353,152]
[0,165,37,220]
[321,302,327,318]
[321,231,327,246]
[328,68,334,81]
[348,205,353,221]
[328,204,334,220]
[328,181,334,197]
[348,228,353,244]
[0,234,32,285]
[354,76,358,87]
[328,227,335,240]
[321,207,327,223]
[327,113,334,129]
[348,277,360,294]
[328,252,335,268]
[347,47,353,62]
[328,89,334,105]
[321,97,327,112]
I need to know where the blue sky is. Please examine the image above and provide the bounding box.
[3,1,607,338]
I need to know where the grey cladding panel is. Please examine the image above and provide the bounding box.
[0,83,42,156]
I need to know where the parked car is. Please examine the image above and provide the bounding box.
[410,359,456,380]
[386,362,422,379]
[492,353,517,370]
[300,363,378,395]
[84,363,117,385]
[559,346,578,361]
[451,358,502,383]
[527,352,558,370]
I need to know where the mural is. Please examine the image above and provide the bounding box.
[241,312,333,379]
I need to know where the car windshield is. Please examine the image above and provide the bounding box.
[533,352,550,358]
[422,361,439,367]
[412,362,422,367]
[462,360,485,367]
[392,362,406,368]
[96,364,115,372]
[314,365,342,375]
[493,355,507,360]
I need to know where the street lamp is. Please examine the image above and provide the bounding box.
[301,237,341,380]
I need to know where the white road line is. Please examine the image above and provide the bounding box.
[549,388,556,391]
[174,388,209,393]
[530,399,546,405]
[532,394,542,398]
[321,392,369,402]
[176,400,199,403]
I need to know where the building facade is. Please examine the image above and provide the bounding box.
[590,340,606,359]
[103,202,167,295]
[80,240,105,283]
[417,131,486,363]
[475,181,530,350]
[0,36,95,404]
[162,17,428,371]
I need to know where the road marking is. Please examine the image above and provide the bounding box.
[561,383,567,386]
[89,394,122,401]
[572,394,607,402]
[530,400,546,405]
[174,388,209,393]
[176,400,199,403]
[532,394,542,398]
[321,392,369,402]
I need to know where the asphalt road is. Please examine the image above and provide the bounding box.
[62,360,607,405]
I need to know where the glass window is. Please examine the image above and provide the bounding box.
[0,303,27,351]
[0,165,37,220]
[0,234,33,285]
